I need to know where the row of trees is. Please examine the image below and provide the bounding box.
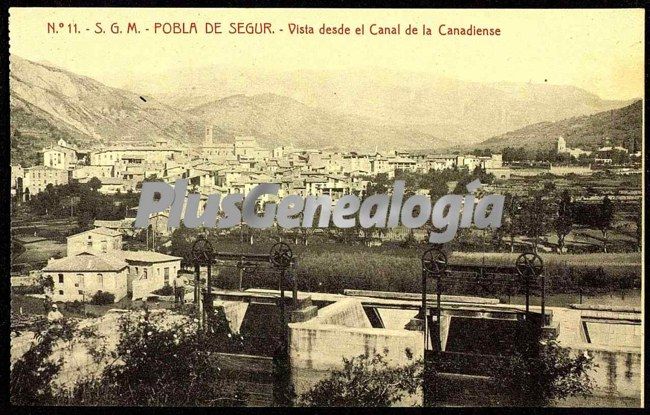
[500,189,617,254]
[502,146,634,165]
[366,166,495,201]
[167,170,627,258]
[26,178,140,229]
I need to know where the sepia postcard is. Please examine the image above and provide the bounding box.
[5,6,645,409]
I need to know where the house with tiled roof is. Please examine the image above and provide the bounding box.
[110,250,182,299]
[42,252,129,303]
[67,227,123,256]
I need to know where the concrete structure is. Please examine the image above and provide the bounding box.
[549,165,594,176]
[210,288,642,406]
[72,165,114,181]
[96,177,132,194]
[551,305,642,404]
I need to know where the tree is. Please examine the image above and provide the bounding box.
[491,337,595,406]
[543,181,556,193]
[10,319,77,405]
[554,190,573,254]
[428,174,449,201]
[87,177,102,192]
[12,309,250,406]
[170,221,199,264]
[596,196,614,253]
[364,173,390,195]
[519,193,550,253]
[501,193,521,253]
[298,349,422,407]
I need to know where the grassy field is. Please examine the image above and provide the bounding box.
[207,243,641,296]
[448,251,641,268]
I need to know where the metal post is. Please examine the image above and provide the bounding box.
[292,267,298,305]
[525,277,530,315]
[279,268,287,347]
[191,237,214,334]
[421,247,447,408]
[238,257,244,291]
[436,272,442,352]
[205,261,212,332]
[541,269,546,327]
[270,242,293,354]
[194,263,200,303]
[421,272,428,351]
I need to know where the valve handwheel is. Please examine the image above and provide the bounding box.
[270,242,293,268]
[515,252,543,280]
[191,237,214,265]
[422,248,447,275]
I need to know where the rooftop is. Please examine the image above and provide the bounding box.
[68,227,123,239]
[111,250,182,264]
[43,252,128,272]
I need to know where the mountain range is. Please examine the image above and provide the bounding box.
[9,56,641,166]
[473,100,643,153]
[122,66,635,142]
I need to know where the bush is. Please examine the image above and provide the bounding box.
[11,285,44,295]
[89,291,115,305]
[152,285,174,296]
[64,300,85,313]
[11,308,250,406]
[490,337,596,406]
[298,349,422,407]
[62,309,248,406]
[10,319,77,405]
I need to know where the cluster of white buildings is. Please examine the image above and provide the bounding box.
[10,129,505,204]
[557,136,638,164]
[41,226,182,303]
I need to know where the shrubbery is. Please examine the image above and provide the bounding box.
[152,285,174,296]
[490,337,596,406]
[298,349,422,407]
[11,308,250,406]
[89,291,115,305]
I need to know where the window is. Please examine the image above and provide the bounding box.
[59,290,63,295]
[143,268,148,279]
[97,274,103,287]
[78,290,83,295]
[101,240,107,253]
[164,267,170,285]
[58,274,64,283]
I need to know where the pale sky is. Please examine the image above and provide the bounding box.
[9,7,645,100]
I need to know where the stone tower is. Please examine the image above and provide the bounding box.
[557,136,567,153]
[204,126,214,146]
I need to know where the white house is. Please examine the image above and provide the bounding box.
[111,250,182,300]
[67,227,123,257]
[42,252,129,303]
